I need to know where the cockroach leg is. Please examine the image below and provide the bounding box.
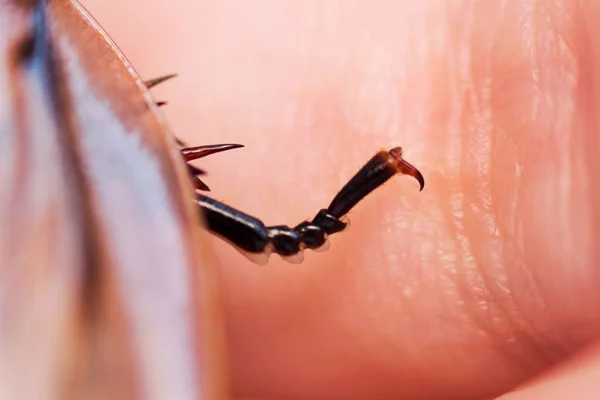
[144,73,178,89]
[191,146,424,264]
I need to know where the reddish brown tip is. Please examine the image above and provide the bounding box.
[389,147,425,191]
[181,143,244,162]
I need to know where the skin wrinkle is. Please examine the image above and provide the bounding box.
[520,0,593,348]
[418,4,531,366]
[490,1,555,352]
[482,0,576,366]
[461,46,528,367]
[502,0,599,359]
[444,5,511,347]
[408,10,473,358]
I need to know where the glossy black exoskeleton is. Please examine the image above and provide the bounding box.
[146,76,425,265]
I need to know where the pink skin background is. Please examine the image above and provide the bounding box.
[81,1,600,399]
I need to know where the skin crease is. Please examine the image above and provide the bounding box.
[80,0,600,399]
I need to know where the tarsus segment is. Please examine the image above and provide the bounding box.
[327,147,424,218]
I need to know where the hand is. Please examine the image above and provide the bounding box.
[85,1,600,398]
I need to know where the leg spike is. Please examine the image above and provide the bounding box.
[144,74,178,89]
[181,143,244,162]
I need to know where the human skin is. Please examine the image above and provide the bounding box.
[81,0,600,399]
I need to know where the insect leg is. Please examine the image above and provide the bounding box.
[196,147,424,264]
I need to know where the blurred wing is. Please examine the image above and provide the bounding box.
[0,1,225,399]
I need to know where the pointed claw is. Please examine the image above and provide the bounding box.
[144,74,178,89]
[181,143,244,162]
[389,147,425,191]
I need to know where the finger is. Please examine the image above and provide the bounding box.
[86,0,600,399]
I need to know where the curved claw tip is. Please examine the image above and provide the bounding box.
[415,169,425,191]
[389,147,425,191]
